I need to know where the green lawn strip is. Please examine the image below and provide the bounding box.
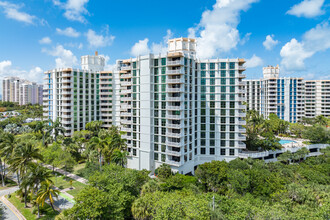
[50,174,86,198]
[6,192,59,220]
[59,192,75,204]
[73,162,86,175]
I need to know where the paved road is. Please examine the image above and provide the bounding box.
[0,187,21,220]
[41,164,87,184]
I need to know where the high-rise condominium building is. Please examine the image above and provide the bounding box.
[44,38,247,174]
[43,53,109,136]
[117,38,246,174]
[305,80,330,118]
[2,76,43,105]
[245,65,305,123]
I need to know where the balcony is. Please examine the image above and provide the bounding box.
[166,114,182,119]
[238,119,246,125]
[121,119,131,124]
[237,89,245,93]
[121,74,132,79]
[120,104,131,110]
[167,78,184,84]
[121,81,132,86]
[167,60,183,66]
[101,113,112,117]
[166,141,181,147]
[165,160,181,167]
[121,112,132,117]
[121,89,132,95]
[167,69,184,75]
[167,105,183,110]
[166,87,183,93]
[121,127,132,132]
[167,132,182,138]
[238,127,246,133]
[167,123,181,129]
[237,135,246,141]
[121,66,131,71]
[167,96,182,102]
[166,150,181,156]
[238,74,246,78]
[61,102,72,107]
[237,142,246,149]
[121,97,132,102]
[238,66,246,71]
[237,96,245,102]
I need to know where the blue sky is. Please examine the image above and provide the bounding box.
[0,0,329,88]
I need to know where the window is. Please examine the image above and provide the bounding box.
[154,59,159,66]
[221,149,226,155]
[210,148,215,155]
[210,63,215,70]
[154,153,158,160]
[201,148,206,154]
[161,58,166,66]
[230,149,235,156]
[201,71,206,77]
[221,62,226,69]
[201,63,206,70]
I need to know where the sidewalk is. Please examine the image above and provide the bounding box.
[41,164,88,185]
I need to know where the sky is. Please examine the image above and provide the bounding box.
[0,0,329,92]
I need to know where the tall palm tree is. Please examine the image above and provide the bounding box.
[34,120,51,146]
[22,164,53,218]
[86,120,104,136]
[111,149,129,167]
[9,141,43,208]
[49,118,65,142]
[0,133,18,186]
[88,135,110,170]
[36,179,60,211]
[315,115,327,126]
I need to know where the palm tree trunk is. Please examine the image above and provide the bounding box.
[50,202,55,211]
[99,151,102,171]
[24,186,28,208]
[37,204,40,218]
[0,159,4,187]
[17,171,20,186]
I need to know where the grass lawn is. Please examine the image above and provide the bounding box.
[50,174,85,198]
[73,162,86,175]
[0,178,17,190]
[7,192,59,220]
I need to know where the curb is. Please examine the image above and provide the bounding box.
[0,196,26,220]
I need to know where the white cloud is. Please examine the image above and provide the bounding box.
[53,0,89,23]
[240,32,251,45]
[0,1,36,24]
[151,29,173,54]
[0,60,43,92]
[86,29,115,48]
[42,45,78,68]
[287,0,325,18]
[130,38,150,57]
[280,39,313,71]
[39,37,52,44]
[56,27,80,37]
[245,54,263,68]
[0,60,12,72]
[280,22,330,71]
[130,30,174,56]
[188,0,259,59]
[263,34,279,50]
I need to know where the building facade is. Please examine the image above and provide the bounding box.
[116,38,246,174]
[2,76,43,105]
[305,80,330,118]
[44,52,108,136]
[244,66,305,123]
